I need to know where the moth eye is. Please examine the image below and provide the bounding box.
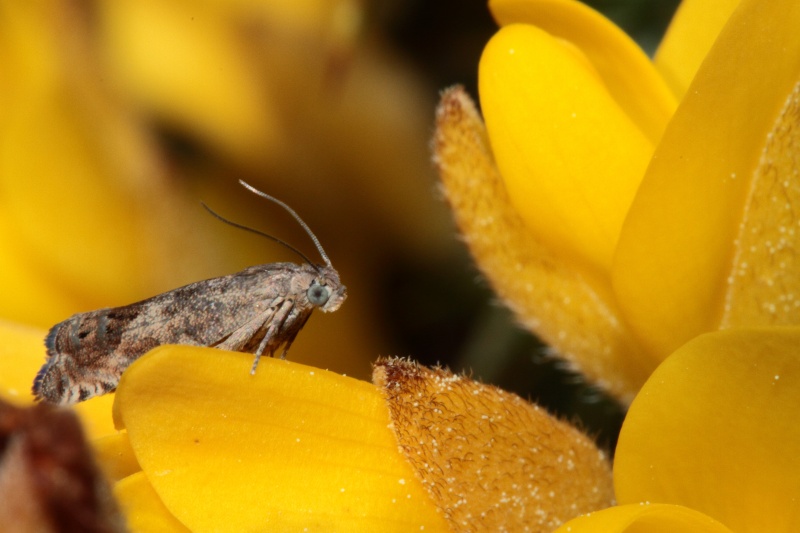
[307,284,330,306]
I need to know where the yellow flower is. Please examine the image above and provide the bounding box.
[556,327,800,532]
[436,0,800,402]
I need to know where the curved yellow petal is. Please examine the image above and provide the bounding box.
[114,346,449,532]
[479,23,653,274]
[554,503,733,533]
[615,328,800,532]
[488,0,676,143]
[654,0,740,98]
[613,0,800,358]
[114,472,191,533]
[93,431,141,483]
[72,394,117,440]
[435,87,651,403]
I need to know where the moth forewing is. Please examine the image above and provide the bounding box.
[33,182,346,406]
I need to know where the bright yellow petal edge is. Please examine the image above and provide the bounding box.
[434,85,651,404]
[114,472,190,533]
[93,431,141,483]
[554,503,733,533]
[654,0,740,98]
[488,0,676,141]
[615,327,800,533]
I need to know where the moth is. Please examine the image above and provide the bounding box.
[33,180,346,406]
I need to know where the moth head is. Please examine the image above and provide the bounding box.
[309,267,347,313]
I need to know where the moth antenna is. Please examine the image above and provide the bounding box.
[200,202,319,270]
[239,180,333,268]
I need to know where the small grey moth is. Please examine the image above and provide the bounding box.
[33,180,346,406]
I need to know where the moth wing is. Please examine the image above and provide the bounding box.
[212,305,280,353]
[34,263,310,405]
[99,265,296,352]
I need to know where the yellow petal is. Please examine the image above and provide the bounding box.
[114,472,191,533]
[488,0,676,142]
[612,0,800,358]
[615,328,800,532]
[93,431,141,483]
[654,0,740,98]
[374,358,614,531]
[435,86,651,403]
[114,346,449,532]
[480,22,653,273]
[554,503,733,533]
[72,394,117,440]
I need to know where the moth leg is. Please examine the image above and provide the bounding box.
[277,335,296,360]
[278,312,311,359]
[251,300,295,374]
[214,306,279,353]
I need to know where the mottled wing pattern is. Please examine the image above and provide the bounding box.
[33,263,314,405]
